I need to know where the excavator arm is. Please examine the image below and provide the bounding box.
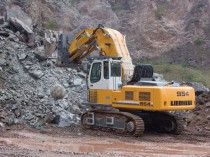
[68,24,104,62]
[58,24,134,79]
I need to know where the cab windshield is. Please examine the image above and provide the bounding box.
[90,62,101,83]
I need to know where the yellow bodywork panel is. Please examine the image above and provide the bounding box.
[89,85,195,111]
[89,89,113,105]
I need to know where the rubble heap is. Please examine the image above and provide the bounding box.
[0,17,87,128]
[185,91,210,134]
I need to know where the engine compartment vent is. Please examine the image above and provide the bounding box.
[125,91,134,100]
[139,92,151,101]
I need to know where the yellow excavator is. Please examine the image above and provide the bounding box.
[57,24,195,136]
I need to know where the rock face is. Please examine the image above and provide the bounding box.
[1,0,209,66]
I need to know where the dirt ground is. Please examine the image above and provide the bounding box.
[0,125,210,157]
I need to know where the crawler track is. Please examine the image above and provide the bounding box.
[82,110,184,136]
[81,109,145,137]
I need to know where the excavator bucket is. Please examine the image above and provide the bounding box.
[57,33,75,65]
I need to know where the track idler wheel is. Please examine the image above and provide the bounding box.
[162,118,176,132]
[152,112,184,135]
[126,121,135,133]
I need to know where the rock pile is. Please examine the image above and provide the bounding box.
[185,91,210,134]
[0,17,87,128]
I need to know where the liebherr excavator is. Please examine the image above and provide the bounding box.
[58,24,195,136]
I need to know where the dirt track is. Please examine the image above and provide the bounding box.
[0,125,210,157]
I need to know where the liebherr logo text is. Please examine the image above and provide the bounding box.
[177,91,189,96]
[139,102,153,107]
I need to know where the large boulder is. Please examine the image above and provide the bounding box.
[9,17,33,34]
[50,84,66,100]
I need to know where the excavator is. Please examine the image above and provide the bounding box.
[57,24,195,136]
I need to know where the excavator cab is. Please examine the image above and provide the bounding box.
[88,57,122,90]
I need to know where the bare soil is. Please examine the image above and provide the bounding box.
[0,125,210,157]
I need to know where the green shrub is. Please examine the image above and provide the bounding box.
[194,37,203,45]
[203,24,210,34]
[46,19,59,30]
[69,0,76,5]
[155,5,164,20]
[162,65,171,73]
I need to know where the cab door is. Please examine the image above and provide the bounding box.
[88,61,104,89]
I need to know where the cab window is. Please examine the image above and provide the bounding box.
[103,61,109,79]
[90,62,101,83]
[111,62,121,77]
